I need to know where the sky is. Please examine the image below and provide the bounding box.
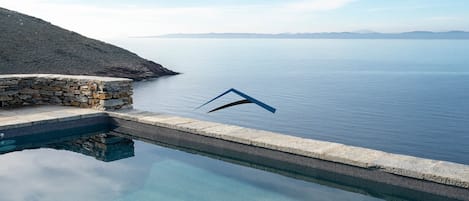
[1,0,468,39]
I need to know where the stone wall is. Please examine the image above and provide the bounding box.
[0,74,132,110]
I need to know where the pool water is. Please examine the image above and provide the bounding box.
[0,131,388,201]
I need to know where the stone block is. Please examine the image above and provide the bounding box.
[19,88,39,95]
[428,161,469,188]
[76,96,89,103]
[50,96,62,104]
[0,79,19,85]
[97,93,112,100]
[63,93,75,97]
[0,95,13,101]
[18,94,32,100]
[0,91,17,96]
[39,90,54,96]
[100,99,124,107]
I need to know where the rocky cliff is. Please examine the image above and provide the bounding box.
[0,7,177,80]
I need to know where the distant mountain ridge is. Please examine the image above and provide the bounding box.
[0,7,177,80]
[152,31,469,39]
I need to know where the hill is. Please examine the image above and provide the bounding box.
[0,7,177,80]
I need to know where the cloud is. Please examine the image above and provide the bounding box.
[0,0,220,38]
[287,0,356,11]
[0,0,359,39]
[0,149,144,201]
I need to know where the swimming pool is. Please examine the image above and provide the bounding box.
[0,125,461,201]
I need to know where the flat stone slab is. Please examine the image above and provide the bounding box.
[0,105,106,130]
[109,109,469,189]
[0,74,131,82]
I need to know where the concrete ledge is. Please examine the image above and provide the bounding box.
[107,109,469,200]
[0,106,107,132]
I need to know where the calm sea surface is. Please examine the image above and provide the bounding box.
[112,39,469,165]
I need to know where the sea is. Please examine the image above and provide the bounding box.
[111,38,469,165]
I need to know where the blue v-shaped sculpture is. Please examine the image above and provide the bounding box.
[196,88,276,113]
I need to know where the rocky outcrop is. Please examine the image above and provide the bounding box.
[0,7,178,80]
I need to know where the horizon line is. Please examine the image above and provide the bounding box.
[130,31,469,39]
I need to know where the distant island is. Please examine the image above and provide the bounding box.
[0,7,177,81]
[149,31,469,40]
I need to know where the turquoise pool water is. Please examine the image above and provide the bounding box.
[0,131,389,201]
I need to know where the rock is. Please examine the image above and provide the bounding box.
[100,99,124,107]
[0,7,178,80]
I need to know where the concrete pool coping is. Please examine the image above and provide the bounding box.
[106,109,469,188]
[1,106,468,200]
[0,106,106,130]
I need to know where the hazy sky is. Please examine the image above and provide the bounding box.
[1,0,468,39]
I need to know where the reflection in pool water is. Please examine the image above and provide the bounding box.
[0,132,386,201]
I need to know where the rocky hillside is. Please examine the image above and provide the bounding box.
[0,7,177,80]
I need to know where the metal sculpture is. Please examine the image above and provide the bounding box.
[196,88,276,113]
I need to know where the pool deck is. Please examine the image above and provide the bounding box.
[0,105,106,131]
[1,105,468,200]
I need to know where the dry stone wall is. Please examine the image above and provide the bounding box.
[0,74,132,110]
